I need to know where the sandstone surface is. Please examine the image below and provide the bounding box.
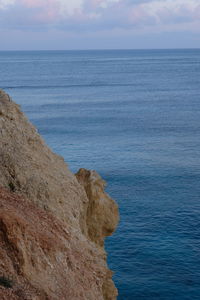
[0,90,119,300]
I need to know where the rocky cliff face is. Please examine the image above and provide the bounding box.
[0,90,119,300]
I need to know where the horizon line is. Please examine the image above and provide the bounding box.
[0,47,200,52]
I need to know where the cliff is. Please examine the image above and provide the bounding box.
[0,90,119,300]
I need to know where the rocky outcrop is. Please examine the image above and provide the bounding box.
[75,169,118,248]
[0,90,119,300]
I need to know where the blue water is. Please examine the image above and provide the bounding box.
[1,49,200,299]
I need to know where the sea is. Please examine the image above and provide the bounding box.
[0,49,200,299]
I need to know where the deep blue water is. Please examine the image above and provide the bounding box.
[1,49,200,299]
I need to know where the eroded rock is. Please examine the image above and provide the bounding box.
[0,90,119,300]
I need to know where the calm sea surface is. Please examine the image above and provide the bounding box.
[1,49,200,299]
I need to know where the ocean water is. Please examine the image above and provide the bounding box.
[1,49,200,299]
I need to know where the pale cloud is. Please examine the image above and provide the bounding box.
[0,0,15,9]
[0,0,200,32]
[58,0,84,15]
[99,0,120,9]
[128,0,200,25]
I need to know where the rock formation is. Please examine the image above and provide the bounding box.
[0,90,119,300]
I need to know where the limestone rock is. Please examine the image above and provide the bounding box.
[75,169,119,248]
[0,90,119,299]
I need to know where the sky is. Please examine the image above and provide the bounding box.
[0,0,200,50]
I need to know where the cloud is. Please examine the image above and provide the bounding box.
[0,0,200,32]
[128,0,200,25]
[0,0,15,9]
